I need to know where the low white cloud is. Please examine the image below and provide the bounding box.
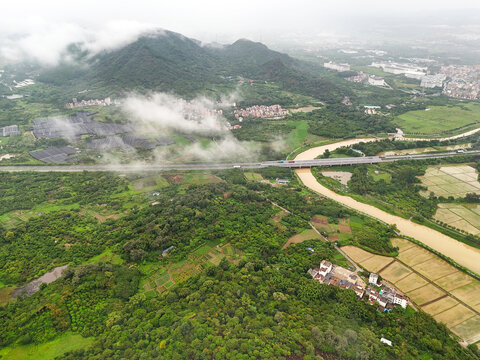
[120,91,257,163]
[121,92,226,136]
[181,137,258,162]
[0,17,159,66]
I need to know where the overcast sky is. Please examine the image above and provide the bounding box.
[1,0,479,65]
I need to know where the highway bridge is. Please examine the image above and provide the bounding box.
[1,150,480,172]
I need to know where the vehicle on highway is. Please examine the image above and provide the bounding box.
[233,165,242,168]
[288,160,295,163]
[278,160,285,163]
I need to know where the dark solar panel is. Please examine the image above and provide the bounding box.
[29,146,77,163]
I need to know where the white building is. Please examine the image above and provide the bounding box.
[324,62,351,72]
[369,273,379,286]
[380,338,393,347]
[368,76,387,87]
[393,294,408,309]
[308,260,333,282]
[371,61,426,79]
[0,125,20,137]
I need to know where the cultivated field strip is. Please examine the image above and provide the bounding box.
[419,165,480,198]
[342,239,480,344]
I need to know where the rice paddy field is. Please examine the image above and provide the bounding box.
[342,238,480,343]
[395,102,480,134]
[418,164,480,198]
[435,203,480,235]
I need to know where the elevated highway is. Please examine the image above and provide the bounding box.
[0,150,479,172]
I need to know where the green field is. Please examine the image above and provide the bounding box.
[0,332,94,360]
[244,172,263,181]
[368,168,391,182]
[286,120,309,150]
[396,103,480,134]
[87,248,124,265]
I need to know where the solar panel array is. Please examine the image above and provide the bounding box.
[30,146,77,163]
[87,134,175,152]
[156,136,176,146]
[122,134,159,150]
[0,125,20,137]
[32,113,133,139]
[87,136,134,151]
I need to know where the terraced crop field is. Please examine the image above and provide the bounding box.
[435,203,480,235]
[342,238,480,344]
[418,164,480,198]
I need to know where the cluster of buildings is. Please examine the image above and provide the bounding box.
[0,125,20,137]
[308,260,366,298]
[368,75,388,87]
[420,74,446,88]
[441,65,480,100]
[371,61,427,80]
[181,100,223,121]
[65,97,118,109]
[341,96,352,106]
[233,105,288,120]
[308,260,408,312]
[226,124,242,130]
[364,105,381,115]
[346,71,369,83]
[323,62,351,72]
[344,71,388,88]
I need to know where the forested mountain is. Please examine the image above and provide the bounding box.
[37,30,345,101]
[88,30,227,95]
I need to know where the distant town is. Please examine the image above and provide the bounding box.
[65,97,119,109]
[234,104,289,121]
[324,59,480,100]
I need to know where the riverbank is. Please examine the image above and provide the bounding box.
[295,140,480,275]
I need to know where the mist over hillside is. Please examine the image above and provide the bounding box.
[33,30,345,103]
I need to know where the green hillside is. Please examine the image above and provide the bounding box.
[36,30,346,102]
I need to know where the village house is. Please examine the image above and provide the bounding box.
[308,260,409,311]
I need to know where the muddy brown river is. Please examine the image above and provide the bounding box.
[295,138,480,274]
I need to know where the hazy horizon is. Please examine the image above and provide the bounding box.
[1,0,480,65]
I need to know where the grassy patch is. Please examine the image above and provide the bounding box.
[368,168,391,182]
[87,248,124,265]
[0,332,94,360]
[286,120,309,150]
[244,172,263,181]
[396,103,480,134]
[282,228,321,249]
[0,286,14,305]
